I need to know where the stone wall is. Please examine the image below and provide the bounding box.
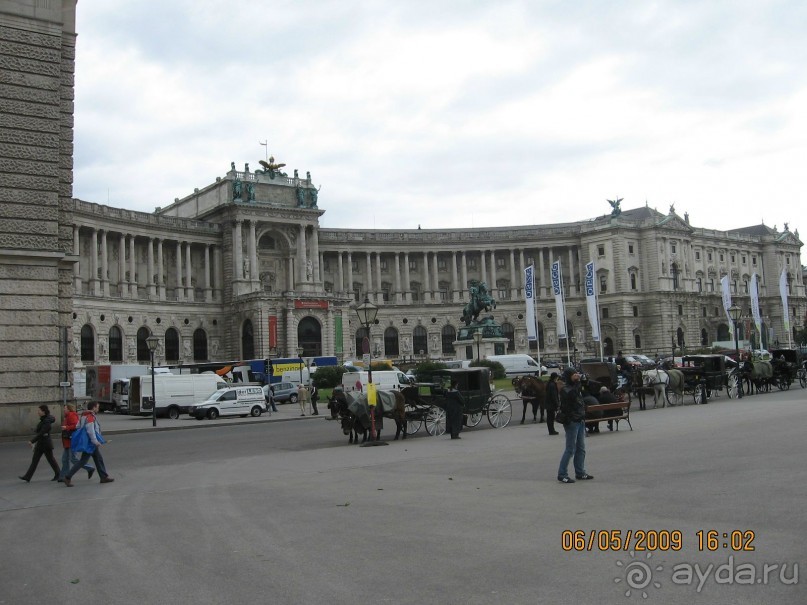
[0,0,76,437]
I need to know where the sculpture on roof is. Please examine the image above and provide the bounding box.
[669,203,676,214]
[607,197,623,217]
[784,222,789,231]
[258,156,287,180]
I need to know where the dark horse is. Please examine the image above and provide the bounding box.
[512,376,547,423]
[460,280,496,325]
[331,390,407,444]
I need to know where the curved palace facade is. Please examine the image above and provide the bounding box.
[71,163,806,371]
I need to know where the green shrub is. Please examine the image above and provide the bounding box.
[470,360,505,379]
[312,366,346,389]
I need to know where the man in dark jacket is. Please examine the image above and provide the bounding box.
[19,404,61,482]
[556,369,594,483]
[444,380,465,439]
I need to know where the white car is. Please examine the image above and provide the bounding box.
[189,386,267,420]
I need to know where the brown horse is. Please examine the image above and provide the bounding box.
[333,390,407,444]
[512,376,547,423]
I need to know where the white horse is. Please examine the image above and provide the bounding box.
[642,368,669,408]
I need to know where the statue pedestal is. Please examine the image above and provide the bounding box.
[454,336,509,361]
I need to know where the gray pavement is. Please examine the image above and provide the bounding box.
[1,388,805,605]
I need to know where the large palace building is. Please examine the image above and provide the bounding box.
[70,164,806,374]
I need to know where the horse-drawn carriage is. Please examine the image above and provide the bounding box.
[405,368,513,435]
[579,361,628,398]
[769,348,800,391]
[677,355,732,404]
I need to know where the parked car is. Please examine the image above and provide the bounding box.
[268,381,300,403]
[189,386,267,420]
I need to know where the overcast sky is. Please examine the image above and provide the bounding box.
[73,1,807,236]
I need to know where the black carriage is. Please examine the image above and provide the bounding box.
[579,361,633,400]
[405,368,513,436]
[769,349,799,390]
[678,355,730,404]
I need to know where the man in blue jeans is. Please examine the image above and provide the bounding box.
[557,369,594,484]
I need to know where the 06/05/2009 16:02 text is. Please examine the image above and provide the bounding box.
[560,529,757,552]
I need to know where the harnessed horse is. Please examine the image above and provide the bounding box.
[512,376,547,423]
[331,390,407,444]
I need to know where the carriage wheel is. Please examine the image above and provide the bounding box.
[424,406,446,436]
[464,412,483,428]
[486,394,512,428]
[777,376,790,391]
[799,371,807,389]
[405,404,422,435]
[665,387,682,407]
[693,385,704,405]
[726,374,739,399]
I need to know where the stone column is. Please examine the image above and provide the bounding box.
[285,307,296,357]
[147,237,155,298]
[185,242,193,301]
[233,221,243,282]
[248,220,258,286]
[461,252,468,299]
[297,224,307,283]
[287,256,295,291]
[214,246,223,301]
[480,250,487,288]
[347,252,354,301]
[175,241,183,301]
[421,251,430,303]
[204,244,212,301]
[118,235,126,296]
[311,226,320,282]
[157,239,165,300]
[73,226,82,292]
[489,250,496,294]
[129,235,137,298]
[337,252,344,294]
[394,252,402,303]
[403,252,411,304]
[568,247,575,295]
[539,248,546,298]
[451,251,459,302]
[510,249,517,299]
[375,252,383,304]
[90,228,99,296]
[100,230,109,297]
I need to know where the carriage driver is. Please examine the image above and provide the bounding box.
[444,380,465,440]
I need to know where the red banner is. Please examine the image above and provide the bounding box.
[294,299,329,309]
[268,316,277,348]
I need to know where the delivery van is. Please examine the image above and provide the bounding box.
[486,354,545,377]
[189,385,267,420]
[129,373,227,419]
[341,370,411,393]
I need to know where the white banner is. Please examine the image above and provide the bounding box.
[551,260,567,338]
[779,269,790,336]
[750,273,762,341]
[585,262,600,341]
[720,275,734,338]
[524,265,537,341]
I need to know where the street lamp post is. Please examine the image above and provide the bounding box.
[729,304,744,398]
[355,297,385,447]
[296,346,305,385]
[146,335,160,427]
[473,331,482,363]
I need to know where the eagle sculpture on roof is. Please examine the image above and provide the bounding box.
[258,156,287,179]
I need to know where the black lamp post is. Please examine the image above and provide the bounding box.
[146,335,160,427]
[296,346,305,385]
[356,297,385,446]
[729,304,744,398]
[473,331,482,363]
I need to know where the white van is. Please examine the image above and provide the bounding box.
[189,385,267,420]
[129,373,227,419]
[486,354,546,377]
[342,370,411,393]
[281,368,314,385]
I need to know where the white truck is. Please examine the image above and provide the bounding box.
[341,370,411,393]
[84,364,150,413]
[128,373,227,419]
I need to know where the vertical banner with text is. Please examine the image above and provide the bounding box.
[779,269,790,345]
[750,273,762,342]
[524,265,537,341]
[551,260,567,339]
[720,275,734,339]
[584,261,600,341]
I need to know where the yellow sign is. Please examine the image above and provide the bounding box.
[367,382,377,406]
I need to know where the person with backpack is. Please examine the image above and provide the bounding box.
[18,405,61,482]
[63,401,114,487]
[58,403,94,482]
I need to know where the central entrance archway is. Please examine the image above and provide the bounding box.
[298,316,322,357]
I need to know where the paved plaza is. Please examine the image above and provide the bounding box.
[1,388,805,604]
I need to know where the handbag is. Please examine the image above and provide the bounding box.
[554,409,569,425]
[70,420,106,454]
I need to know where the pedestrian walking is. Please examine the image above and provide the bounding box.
[59,403,94,481]
[264,385,278,413]
[310,384,320,415]
[19,405,61,482]
[444,380,465,439]
[545,373,560,435]
[63,401,114,487]
[297,384,308,416]
[556,369,594,484]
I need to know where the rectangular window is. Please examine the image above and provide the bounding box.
[702,306,707,317]
[752,257,757,266]
[599,275,607,294]
[744,281,749,294]
[709,280,714,292]
[351,260,359,271]
[708,252,713,262]
[731,255,735,263]
[382,288,389,302]
[786,256,791,265]
[671,244,677,254]
[323,260,331,272]
[719,254,724,262]
[601,307,609,318]
[408,260,417,270]
[439,289,448,301]
[678,304,683,316]
[597,245,605,257]
[697,278,702,292]
[628,244,634,254]
[468,259,477,269]
[695,250,700,260]
[742,256,746,264]
[632,306,638,317]
[496,258,506,268]
[714,307,719,317]
[438,258,447,271]
[380,259,388,271]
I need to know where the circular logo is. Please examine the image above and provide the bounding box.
[615,551,663,599]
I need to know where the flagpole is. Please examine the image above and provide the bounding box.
[533,287,541,368]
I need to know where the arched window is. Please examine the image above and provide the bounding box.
[108,326,122,362]
[136,327,151,363]
[242,320,254,359]
[441,325,456,355]
[528,322,545,351]
[701,328,709,346]
[501,322,515,352]
[298,317,322,357]
[413,326,428,356]
[193,329,208,361]
[634,334,641,349]
[676,327,684,348]
[630,273,637,290]
[671,262,680,290]
[384,327,399,357]
[717,323,730,341]
[355,327,370,356]
[80,324,95,362]
[603,337,614,357]
[165,328,179,362]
